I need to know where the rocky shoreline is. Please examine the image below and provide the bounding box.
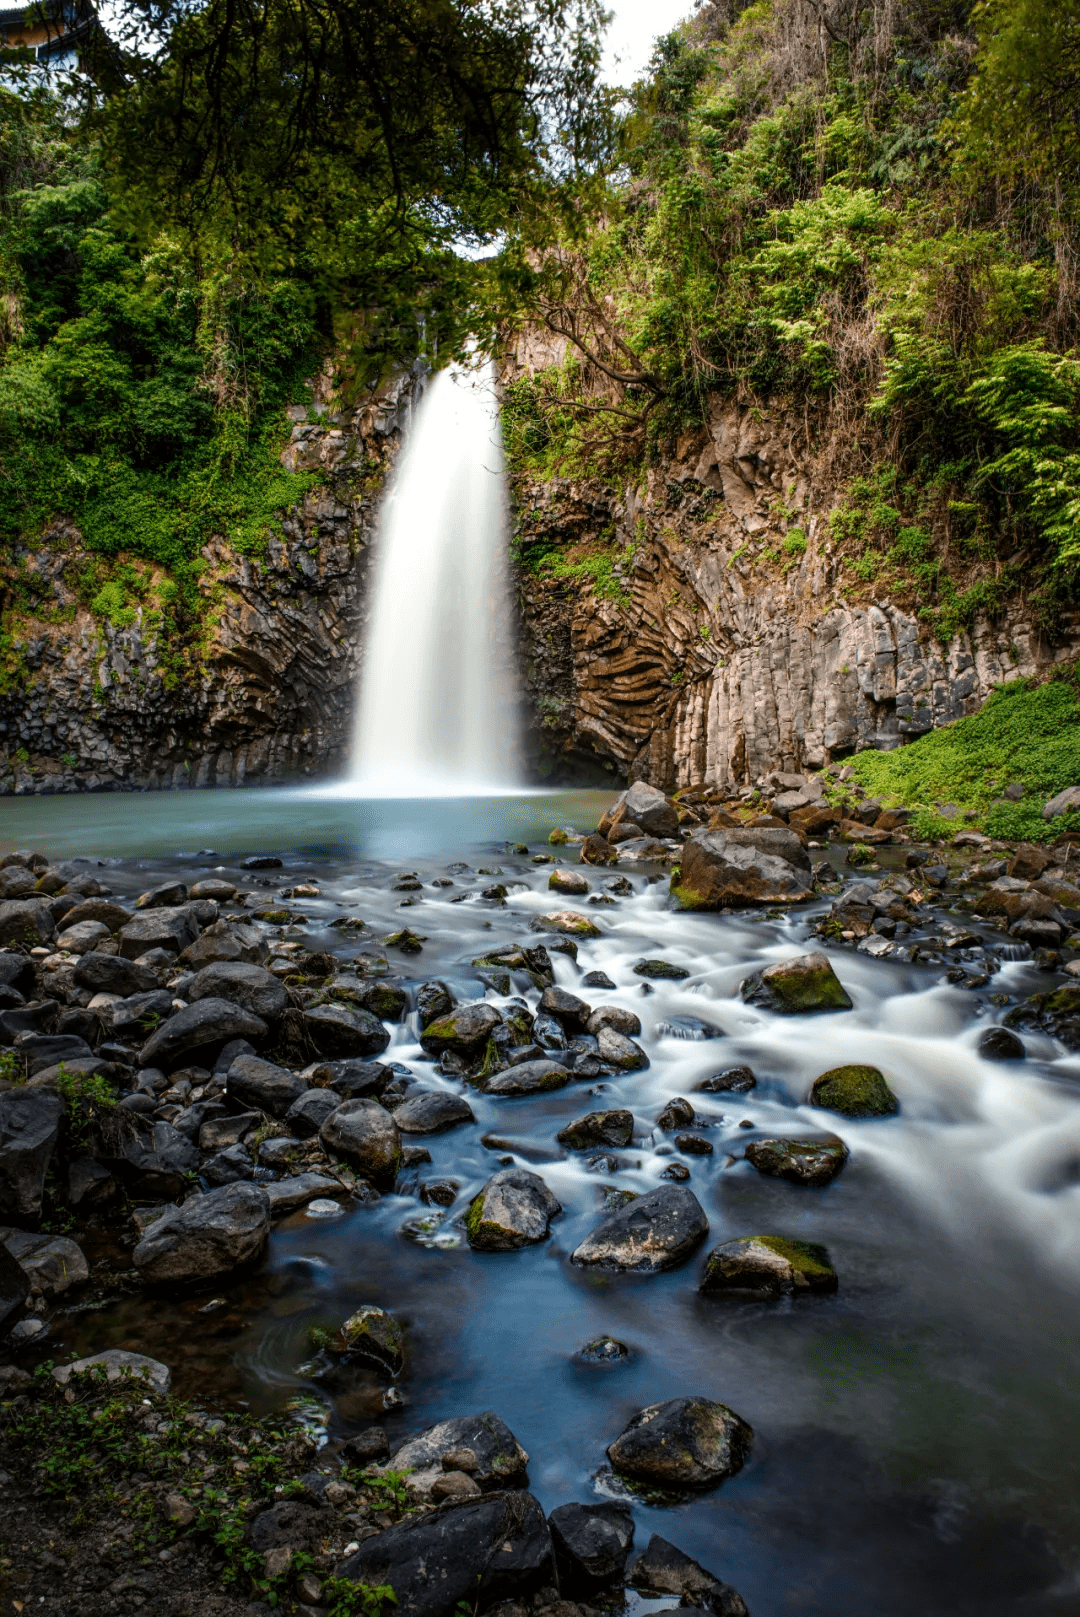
[1,780,1079,1613]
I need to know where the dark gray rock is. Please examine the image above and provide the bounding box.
[285,1088,341,1137]
[416,981,454,1029]
[698,1066,756,1093]
[596,1027,649,1070]
[549,1501,634,1593]
[390,1411,529,1491]
[745,1136,849,1186]
[248,1500,331,1552]
[0,1240,29,1331]
[0,1001,57,1045]
[0,899,55,949]
[73,953,158,997]
[320,1097,401,1184]
[341,1427,391,1466]
[307,1058,390,1097]
[741,950,852,1013]
[336,1491,553,1617]
[118,906,199,960]
[627,1534,749,1615]
[188,961,289,1022]
[557,1110,634,1150]
[100,1117,200,1199]
[303,1003,391,1059]
[484,1061,570,1097]
[67,1158,117,1208]
[202,1143,255,1185]
[538,986,592,1032]
[673,827,812,908]
[137,881,189,910]
[394,1091,475,1134]
[132,1182,271,1282]
[608,1396,752,1490]
[977,1026,1026,1061]
[227,1054,308,1117]
[700,1235,838,1296]
[15,1032,93,1077]
[0,1089,64,1218]
[465,1169,560,1251]
[139,997,268,1069]
[106,990,174,1040]
[1,1230,89,1296]
[335,1303,406,1372]
[571,1185,708,1272]
[419,1002,502,1060]
[0,954,35,997]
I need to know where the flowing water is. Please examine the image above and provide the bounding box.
[5,789,1080,1614]
[350,361,520,792]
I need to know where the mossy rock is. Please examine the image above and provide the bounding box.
[358,983,408,1021]
[742,950,852,1013]
[700,1235,838,1297]
[668,877,712,912]
[633,958,691,980]
[335,1304,405,1373]
[809,1064,898,1118]
[531,910,601,938]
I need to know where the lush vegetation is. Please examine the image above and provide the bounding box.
[505,0,1080,637]
[840,671,1080,841]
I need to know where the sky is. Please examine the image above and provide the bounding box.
[600,0,697,83]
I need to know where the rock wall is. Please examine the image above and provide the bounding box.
[514,394,1080,790]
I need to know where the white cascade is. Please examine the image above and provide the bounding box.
[350,361,519,793]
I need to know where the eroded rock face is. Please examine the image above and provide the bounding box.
[607,1396,753,1490]
[673,828,813,908]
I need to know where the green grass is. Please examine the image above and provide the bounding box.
[844,673,1080,841]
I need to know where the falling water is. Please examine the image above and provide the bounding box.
[350,360,520,793]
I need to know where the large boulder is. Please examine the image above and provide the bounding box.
[700,1236,838,1297]
[571,1185,708,1272]
[74,953,159,997]
[601,782,679,840]
[227,1054,308,1117]
[336,1491,553,1617]
[180,921,267,968]
[139,998,268,1069]
[118,906,200,960]
[419,1003,501,1061]
[465,1169,560,1251]
[741,950,852,1013]
[809,1064,897,1117]
[557,1110,634,1151]
[390,1411,529,1492]
[549,1501,634,1594]
[303,1003,391,1059]
[188,961,288,1021]
[132,1183,271,1282]
[1,1230,89,1296]
[320,1097,401,1184]
[393,1091,475,1134]
[745,1135,849,1186]
[0,1089,64,1218]
[672,828,812,908]
[0,899,55,949]
[627,1534,749,1615]
[607,1396,752,1490]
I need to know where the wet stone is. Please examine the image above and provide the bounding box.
[742,950,853,1013]
[657,1097,695,1130]
[978,1026,1026,1061]
[484,1061,569,1097]
[607,1396,752,1490]
[745,1136,849,1187]
[538,986,592,1032]
[595,1028,648,1070]
[582,971,616,989]
[809,1064,898,1118]
[549,1501,634,1594]
[319,1097,402,1186]
[465,1169,561,1251]
[586,1005,641,1037]
[633,959,690,980]
[627,1534,748,1616]
[571,1184,708,1272]
[700,1235,838,1296]
[389,1410,530,1491]
[557,1110,634,1150]
[578,1334,629,1363]
[335,1304,405,1373]
[393,1090,475,1134]
[699,1066,756,1093]
[674,1132,713,1155]
[549,870,589,896]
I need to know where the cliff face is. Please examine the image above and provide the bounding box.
[514,396,1080,792]
[2,373,1077,797]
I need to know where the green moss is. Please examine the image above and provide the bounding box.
[669,874,712,911]
[755,1236,834,1278]
[809,1064,898,1117]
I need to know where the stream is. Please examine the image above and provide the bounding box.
[4,786,1080,1615]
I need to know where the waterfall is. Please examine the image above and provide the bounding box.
[350,360,520,794]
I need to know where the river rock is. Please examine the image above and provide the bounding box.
[549,1501,634,1593]
[417,981,455,1029]
[320,1097,401,1184]
[557,1110,634,1150]
[52,1350,171,1396]
[303,1003,391,1059]
[607,1396,752,1490]
[483,1060,569,1097]
[0,899,55,948]
[101,1117,200,1199]
[189,879,237,901]
[549,869,589,896]
[355,981,409,1021]
[597,1027,648,1070]
[285,1088,342,1137]
[262,1173,341,1216]
[538,986,592,1032]
[672,827,812,908]
[226,1053,308,1116]
[390,1411,529,1490]
[54,919,111,954]
[977,1026,1026,1061]
[0,954,35,997]
[741,950,853,1013]
[139,998,268,1069]
[745,1135,849,1186]
[602,782,679,840]
[530,910,601,938]
[699,1066,756,1093]
[0,1230,88,1296]
[186,960,285,1020]
[16,1031,93,1077]
[700,1235,838,1296]
[336,1304,405,1373]
[571,1185,708,1272]
[307,1058,390,1097]
[0,1089,63,1218]
[199,1112,260,1151]
[118,906,199,960]
[336,1490,553,1616]
[247,1499,332,1552]
[180,922,269,968]
[627,1534,748,1615]
[393,1091,475,1134]
[465,1168,560,1250]
[586,1005,642,1036]
[132,1182,271,1282]
[809,1064,898,1117]
[633,958,690,980]
[419,1002,501,1061]
[74,952,158,997]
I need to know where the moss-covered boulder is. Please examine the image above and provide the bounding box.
[418,1002,502,1059]
[357,982,409,1021]
[607,1396,752,1490]
[809,1064,897,1117]
[741,951,852,1013]
[530,910,602,938]
[335,1304,406,1373]
[745,1136,848,1187]
[670,827,812,910]
[549,869,589,896]
[465,1168,561,1251]
[700,1236,837,1297]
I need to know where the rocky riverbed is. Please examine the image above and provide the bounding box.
[2,782,1080,1615]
